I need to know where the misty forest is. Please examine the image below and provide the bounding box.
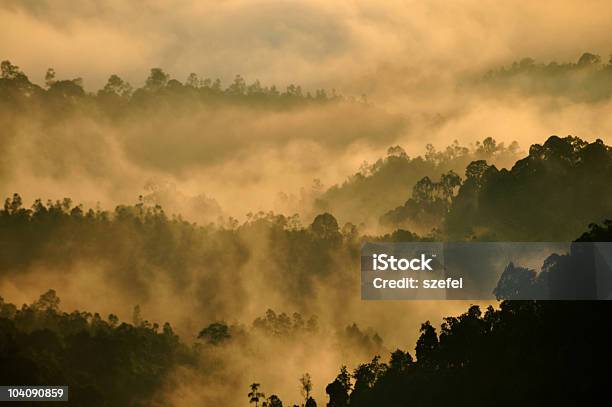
[2,29,612,406]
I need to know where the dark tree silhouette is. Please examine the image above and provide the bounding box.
[248,383,265,407]
[446,136,612,240]
[325,366,351,407]
[267,394,284,407]
[305,397,317,407]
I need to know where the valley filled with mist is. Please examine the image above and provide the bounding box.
[2,1,612,405]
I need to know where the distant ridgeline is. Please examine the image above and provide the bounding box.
[382,135,612,241]
[477,52,612,101]
[0,60,351,113]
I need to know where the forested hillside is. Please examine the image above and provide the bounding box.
[287,222,612,407]
[0,290,191,406]
[383,136,612,240]
[315,138,520,228]
[3,221,610,406]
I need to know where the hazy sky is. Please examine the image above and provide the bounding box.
[2,0,612,96]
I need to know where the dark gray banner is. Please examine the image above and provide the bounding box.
[0,386,69,401]
[361,242,612,300]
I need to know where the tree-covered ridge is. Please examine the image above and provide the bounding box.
[271,219,612,406]
[383,135,612,241]
[0,289,388,407]
[249,220,612,406]
[315,137,521,228]
[446,135,612,240]
[0,60,346,112]
[270,220,612,407]
[317,299,611,407]
[0,194,361,322]
[477,52,612,102]
[0,290,192,407]
[1,59,402,187]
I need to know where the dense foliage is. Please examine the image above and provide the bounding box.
[446,136,612,240]
[0,195,362,322]
[383,136,612,240]
[317,138,520,227]
[0,290,191,406]
[321,298,611,407]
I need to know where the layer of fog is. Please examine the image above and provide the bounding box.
[2,94,612,227]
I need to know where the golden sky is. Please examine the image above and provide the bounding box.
[2,0,612,95]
